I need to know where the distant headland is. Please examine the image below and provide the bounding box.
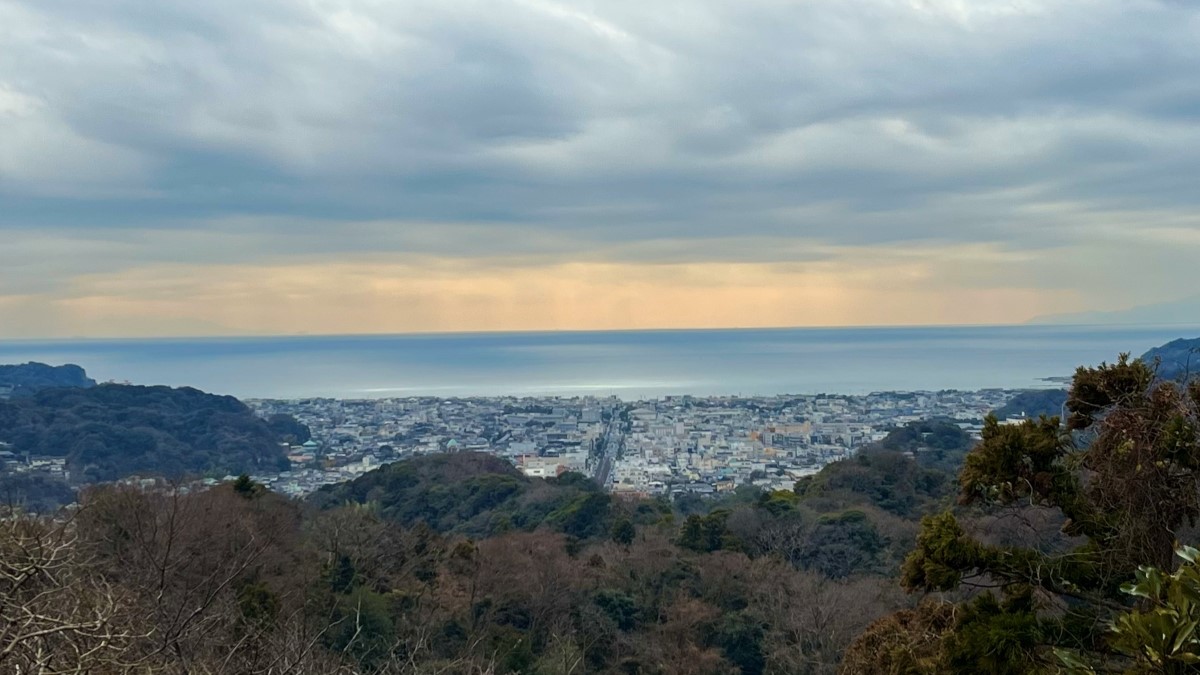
[0,362,96,398]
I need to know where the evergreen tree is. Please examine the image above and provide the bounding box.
[860,355,1200,672]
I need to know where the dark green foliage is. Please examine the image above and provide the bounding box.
[755,489,799,516]
[311,452,614,538]
[232,474,267,499]
[326,553,359,594]
[797,449,951,518]
[799,510,887,579]
[959,416,1074,512]
[0,362,95,397]
[677,510,739,553]
[611,517,635,545]
[896,354,1200,672]
[877,419,972,454]
[1092,546,1200,674]
[901,511,974,592]
[595,589,639,630]
[944,592,1043,675]
[672,492,714,516]
[668,445,949,580]
[0,384,291,482]
[875,419,976,474]
[631,499,672,525]
[714,611,766,675]
[324,587,395,668]
[491,627,535,672]
[263,413,311,444]
[1066,354,1156,431]
[550,492,612,539]
[993,389,1069,420]
[549,470,600,491]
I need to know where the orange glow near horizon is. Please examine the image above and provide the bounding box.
[0,245,1080,338]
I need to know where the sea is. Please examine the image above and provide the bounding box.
[0,324,1195,401]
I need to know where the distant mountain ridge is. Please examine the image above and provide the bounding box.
[1028,295,1200,325]
[0,362,96,397]
[1141,337,1200,381]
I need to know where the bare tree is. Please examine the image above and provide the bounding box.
[0,509,152,674]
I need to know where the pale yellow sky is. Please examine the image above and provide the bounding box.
[0,243,1080,338]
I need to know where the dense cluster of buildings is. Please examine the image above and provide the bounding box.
[246,397,617,496]
[610,390,1010,497]
[245,389,1015,498]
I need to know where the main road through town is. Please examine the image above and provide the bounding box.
[592,408,625,489]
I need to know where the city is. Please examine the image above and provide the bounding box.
[245,388,1018,498]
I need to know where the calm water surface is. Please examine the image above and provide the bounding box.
[0,325,1195,399]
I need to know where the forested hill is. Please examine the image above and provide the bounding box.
[1141,336,1200,380]
[991,388,1068,420]
[0,362,96,397]
[0,384,297,482]
[310,452,618,539]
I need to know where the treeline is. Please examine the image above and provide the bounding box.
[0,384,299,482]
[1,464,913,674]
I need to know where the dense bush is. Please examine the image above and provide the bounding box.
[311,452,613,539]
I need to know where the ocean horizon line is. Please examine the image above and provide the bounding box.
[1,324,1196,401]
[5,320,1200,345]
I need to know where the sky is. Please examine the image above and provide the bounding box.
[1,0,1198,338]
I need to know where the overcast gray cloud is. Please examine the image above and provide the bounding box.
[1,0,1198,334]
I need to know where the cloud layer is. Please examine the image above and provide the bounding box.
[1,0,1198,336]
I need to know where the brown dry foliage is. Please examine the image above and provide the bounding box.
[837,600,957,675]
